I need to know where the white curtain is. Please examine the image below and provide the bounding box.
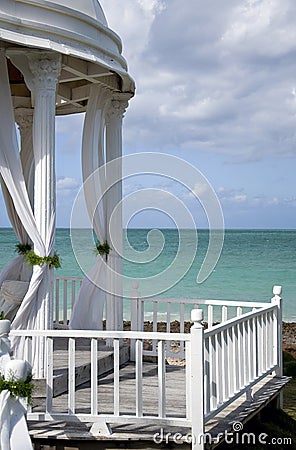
[0,52,54,363]
[69,86,110,330]
[0,111,34,285]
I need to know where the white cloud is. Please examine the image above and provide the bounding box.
[99,0,296,162]
[57,177,80,197]
[233,195,247,203]
[190,182,210,198]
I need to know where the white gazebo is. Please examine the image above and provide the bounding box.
[0,0,135,376]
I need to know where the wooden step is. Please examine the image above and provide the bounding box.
[32,339,130,401]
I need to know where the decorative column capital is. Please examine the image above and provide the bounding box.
[106,94,131,123]
[27,52,61,90]
[14,108,34,131]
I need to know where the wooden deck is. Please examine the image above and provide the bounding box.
[29,354,290,449]
[13,294,286,450]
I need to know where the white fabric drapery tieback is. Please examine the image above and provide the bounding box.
[0,391,33,450]
[0,336,11,376]
[0,320,33,450]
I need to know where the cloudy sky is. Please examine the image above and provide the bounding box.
[1,0,296,229]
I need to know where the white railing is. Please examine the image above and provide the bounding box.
[54,275,276,360]
[13,329,191,427]
[54,275,269,330]
[10,287,282,450]
[54,276,82,327]
[129,295,270,359]
[203,297,282,420]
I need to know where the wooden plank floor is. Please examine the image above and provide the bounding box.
[29,358,290,449]
[36,338,129,397]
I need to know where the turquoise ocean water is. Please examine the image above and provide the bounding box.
[0,228,295,321]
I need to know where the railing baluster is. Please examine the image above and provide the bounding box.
[71,280,76,309]
[46,337,53,414]
[208,304,213,328]
[267,311,273,368]
[185,340,192,419]
[250,317,255,381]
[222,305,228,323]
[63,280,68,326]
[55,278,60,324]
[234,324,239,392]
[204,336,210,415]
[158,340,166,418]
[222,329,228,401]
[91,338,98,416]
[239,322,244,387]
[244,320,250,385]
[257,315,263,376]
[68,338,75,414]
[228,327,234,397]
[114,338,120,416]
[180,303,185,333]
[180,303,185,357]
[24,336,32,367]
[263,313,267,372]
[166,302,171,333]
[237,306,243,317]
[210,335,217,411]
[136,339,143,417]
[152,301,157,354]
[216,333,222,405]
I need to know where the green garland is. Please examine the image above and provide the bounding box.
[96,241,111,257]
[24,250,61,269]
[0,311,6,320]
[15,243,32,255]
[0,373,34,404]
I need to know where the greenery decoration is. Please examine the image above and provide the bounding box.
[96,241,111,257]
[0,311,6,320]
[24,250,61,269]
[0,373,34,404]
[15,243,32,255]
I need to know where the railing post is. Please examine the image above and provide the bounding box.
[190,309,204,450]
[272,285,283,408]
[130,281,140,362]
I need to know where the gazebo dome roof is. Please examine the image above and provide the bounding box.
[46,0,108,26]
[0,0,135,113]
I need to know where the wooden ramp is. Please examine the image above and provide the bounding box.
[29,360,290,449]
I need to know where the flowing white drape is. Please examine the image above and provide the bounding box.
[0,322,33,450]
[0,52,54,362]
[0,109,34,287]
[69,86,110,330]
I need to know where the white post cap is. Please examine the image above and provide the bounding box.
[191,308,203,323]
[273,285,282,296]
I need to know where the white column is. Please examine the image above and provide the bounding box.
[105,94,130,331]
[15,108,34,282]
[28,52,61,333]
[15,108,34,209]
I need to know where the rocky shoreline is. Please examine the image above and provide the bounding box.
[123,320,296,362]
[283,322,296,359]
[125,320,296,342]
